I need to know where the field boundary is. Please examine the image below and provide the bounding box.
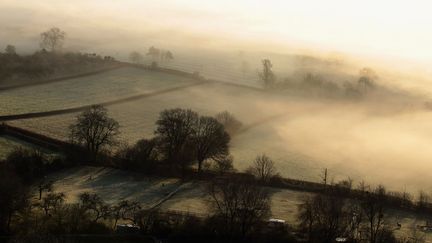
[0,64,127,92]
[0,123,68,151]
[0,81,209,121]
[132,64,266,92]
[149,182,192,210]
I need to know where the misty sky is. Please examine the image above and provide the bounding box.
[1,0,432,65]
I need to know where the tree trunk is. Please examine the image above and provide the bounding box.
[7,211,12,233]
[198,159,203,174]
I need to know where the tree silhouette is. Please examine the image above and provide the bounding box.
[40,27,66,52]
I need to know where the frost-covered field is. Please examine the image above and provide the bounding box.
[6,67,432,192]
[0,67,196,115]
[46,166,182,207]
[46,166,432,241]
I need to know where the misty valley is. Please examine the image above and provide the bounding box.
[2,1,432,242]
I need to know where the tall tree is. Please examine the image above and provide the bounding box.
[40,27,66,52]
[4,45,16,55]
[259,59,275,88]
[207,176,270,238]
[357,67,377,94]
[155,108,198,170]
[146,46,160,61]
[193,116,230,173]
[69,105,120,161]
[129,51,143,64]
[298,192,355,243]
[0,168,28,233]
[215,111,243,135]
[164,50,174,61]
[247,154,277,182]
[361,190,387,243]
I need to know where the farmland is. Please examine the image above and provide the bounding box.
[4,66,432,193]
[45,166,432,241]
[0,67,198,116]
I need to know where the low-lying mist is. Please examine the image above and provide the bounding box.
[3,0,432,195]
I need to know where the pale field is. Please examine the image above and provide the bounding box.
[0,67,196,115]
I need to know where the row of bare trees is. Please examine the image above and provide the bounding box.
[68,106,246,176]
[129,46,174,65]
[297,187,394,243]
[1,27,116,82]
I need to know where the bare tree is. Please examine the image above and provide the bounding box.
[40,27,66,52]
[79,192,110,223]
[247,154,277,182]
[360,191,387,243]
[111,200,141,227]
[129,51,143,64]
[215,111,243,135]
[166,50,174,60]
[147,46,160,61]
[38,178,53,200]
[69,105,120,161]
[40,192,65,216]
[5,45,16,55]
[298,192,358,243]
[193,116,230,173]
[154,108,198,171]
[213,155,234,174]
[207,176,270,237]
[417,190,430,210]
[259,59,275,88]
[0,168,28,233]
[357,67,377,94]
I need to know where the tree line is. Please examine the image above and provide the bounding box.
[0,27,116,83]
[129,46,174,68]
[1,105,431,242]
[258,58,376,99]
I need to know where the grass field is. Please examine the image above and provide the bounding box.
[0,67,197,116]
[46,166,183,207]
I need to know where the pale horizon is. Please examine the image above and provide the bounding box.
[1,0,432,68]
